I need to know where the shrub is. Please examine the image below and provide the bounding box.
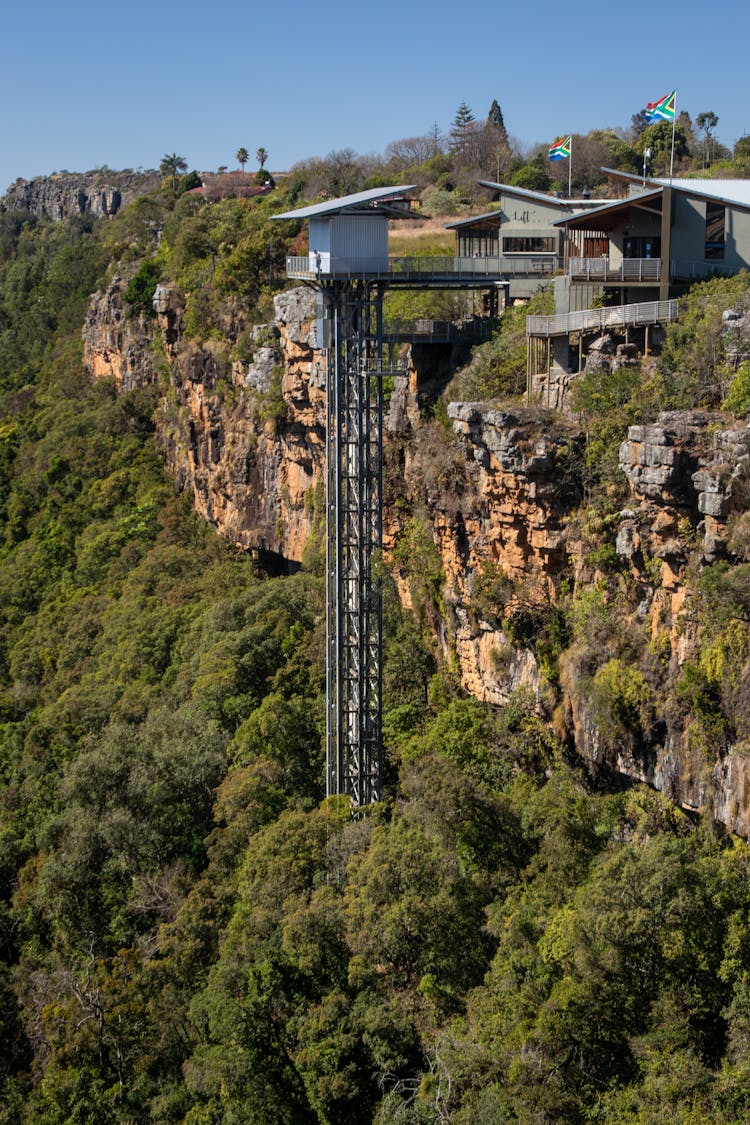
[658,271,750,408]
[124,258,162,318]
[587,657,657,748]
[723,360,750,415]
[448,288,554,402]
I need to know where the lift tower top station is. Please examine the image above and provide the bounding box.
[274,185,505,807]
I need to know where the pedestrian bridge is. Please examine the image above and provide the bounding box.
[526,298,679,339]
[285,253,555,287]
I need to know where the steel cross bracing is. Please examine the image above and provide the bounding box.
[325,281,400,806]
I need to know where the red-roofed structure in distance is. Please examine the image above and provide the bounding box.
[187,171,275,202]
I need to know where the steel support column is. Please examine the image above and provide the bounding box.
[325,281,384,805]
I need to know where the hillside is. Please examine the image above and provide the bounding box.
[2,175,750,1123]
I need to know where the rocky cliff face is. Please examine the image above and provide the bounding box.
[604,410,750,835]
[82,273,159,389]
[82,280,750,834]
[411,403,582,706]
[83,279,326,562]
[3,170,161,220]
[156,285,326,564]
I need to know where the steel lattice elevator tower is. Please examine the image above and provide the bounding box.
[273,186,416,807]
[323,280,387,805]
[274,184,500,806]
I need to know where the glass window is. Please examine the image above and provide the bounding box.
[705,202,725,260]
[460,233,499,256]
[623,236,661,259]
[502,237,556,254]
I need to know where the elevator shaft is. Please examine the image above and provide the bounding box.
[325,281,384,805]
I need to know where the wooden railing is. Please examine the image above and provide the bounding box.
[526,298,679,339]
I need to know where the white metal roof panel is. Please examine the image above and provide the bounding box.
[272,185,417,220]
[477,180,605,209]
[657,178,750,207]
[603,168,750,208]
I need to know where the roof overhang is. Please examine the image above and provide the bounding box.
[477,179,606,210]
[445,209,503,230]
[272,185,417,221]
[555,190,663,230]
[602,167,750,212]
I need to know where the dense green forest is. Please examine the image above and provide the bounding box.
[3,171,750,1125]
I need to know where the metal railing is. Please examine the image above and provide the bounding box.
[382,315,493,343]
[670,259,734,281]
[527,298,679,338]
[285,254,564,280]
[567,257,662,281]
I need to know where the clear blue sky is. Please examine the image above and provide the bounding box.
[2,0,748,194]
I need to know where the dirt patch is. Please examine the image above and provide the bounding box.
[389,216,455,239]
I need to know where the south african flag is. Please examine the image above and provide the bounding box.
[548,135,572,161]
[644,90,676,123]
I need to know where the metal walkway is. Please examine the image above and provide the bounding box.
[286,253,551,287]
[526,298,679,339]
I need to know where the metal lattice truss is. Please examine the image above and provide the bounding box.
[325,281,401,805]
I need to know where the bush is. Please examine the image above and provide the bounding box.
[448,288,553,402]
[123,258,162,318]
[723,360,750,415]
[658,271,750,408]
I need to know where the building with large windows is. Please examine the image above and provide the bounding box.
[554,171,750,307]
[497,172,750,405]
[445,181,604,299]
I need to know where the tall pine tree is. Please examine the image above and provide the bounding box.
[488,99,509,146]
[450,101,476,152]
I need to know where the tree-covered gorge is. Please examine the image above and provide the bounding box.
[2,190,750,1124]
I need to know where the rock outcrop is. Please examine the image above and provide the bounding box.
[570,409,750,836]
[156,285,325,564]
[3,170,161,220]
[617,410,750,584]
[423,404,582,705]
[82,273,159,390]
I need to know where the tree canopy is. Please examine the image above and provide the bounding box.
[2,138,750,1123]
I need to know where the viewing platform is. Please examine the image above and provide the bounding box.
[285,253,550,286]
[285,253,665,287]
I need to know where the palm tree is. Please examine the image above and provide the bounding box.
[236,147,249,172]
[160,153,188,194]
[256,147,268,170]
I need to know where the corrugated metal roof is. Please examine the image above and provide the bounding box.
[444,209,503,229]
[655,177,750,207]
[272,185,417,221]
[603,168,750,208]
[476,180,605,209]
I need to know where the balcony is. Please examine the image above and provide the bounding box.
[567,257,662,282]
[670,259,734,282]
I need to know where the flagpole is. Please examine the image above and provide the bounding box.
[568,136,572,198]
[670,92,677,181]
